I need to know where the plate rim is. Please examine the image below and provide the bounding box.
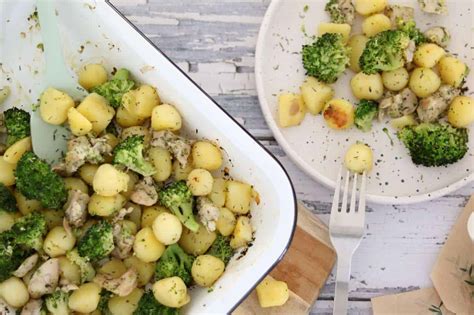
[254,0,474,205]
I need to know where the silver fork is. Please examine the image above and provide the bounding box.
[329,168,367,315]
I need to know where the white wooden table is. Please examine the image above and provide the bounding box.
[112,1,473,313]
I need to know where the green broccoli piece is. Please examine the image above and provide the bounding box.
[325,0,354,24]
[9,211,47,251]
[97,290,113,315]
[4,107,30,147]
[113,135,156,176]
[159,181,199,232]
[0,232,32,282]
[0,183,17,212]
[155,244,194,286]
[15,151,67,209]
[398,123,469,167]
[93,68,135,108]
[359,30,410,74]
[354,100,378,132]
[398,20,427,46]
[133,291,180,315]
[302,33,350,83]
[45,290,69,315]
[66,249,96,283]
[77,220,115,262]
[207,234,234,265]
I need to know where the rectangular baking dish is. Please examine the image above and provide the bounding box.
[0,0,297,313]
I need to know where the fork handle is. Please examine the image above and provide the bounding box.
[333,255,351,315]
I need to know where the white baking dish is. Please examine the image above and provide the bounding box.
[0,1,297,313]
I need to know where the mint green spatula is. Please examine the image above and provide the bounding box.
[32,0,88,164]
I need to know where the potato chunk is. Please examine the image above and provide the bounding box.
[256,276,290,308]
[322,99,354,130]
[351,72,384,100]
[344,143,373,173]
[300,77,334,115]
[354,0,387,15]
[318,23,351,43]
[438,56,468,88]
[68,107,93,136]
[409,68,441,98]
[448,96,474,128]
[362,14,391,37]
[40,87,75,125]
[348,35,369,73]
[76,93,115,134]
[78,64,108,90]
[278,93,306,128]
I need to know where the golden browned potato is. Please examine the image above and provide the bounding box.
[92,164,129,197]
[322,99,355,130]
[125,85,161,119]
[40,87,75,125]
[318,23,351,43]
[438,56,469,87]
[78,64,108,90]
[382,68,409,92]
[68,107,93,136]
[133,227,165,262]
[151,104,182,131]
[68,282,102,313]
[278,93,306,128]
[230,216,253,249]
[448,96,474,128]
[216,207,236,236]
[256,276,290,308]
[152,212,183,245]
[187,169,214,196]
[413,43,445,68]
[355,0,387,15]
[351,72,384,100]
[344,143,373,173]
[409,68,441,98]
[390,114,417,129]
[225,180,253,214]
[209,177,226,207]
[362,14,391,37]
[191,141,223,171]
[348,35,369,73]
[116,105,146,128]
[76,93,115,134]
[300,77,334,115]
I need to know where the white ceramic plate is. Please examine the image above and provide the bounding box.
[256,0,474,204]
[1,1,297,313]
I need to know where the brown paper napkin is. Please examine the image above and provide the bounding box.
[372,287,454,315]
[431,195,474,314]
[372,195,474,314]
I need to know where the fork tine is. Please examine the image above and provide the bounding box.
[341,170,350,213]
[349,172,358,213]
[330,167,343,217]
[358,171,367,214]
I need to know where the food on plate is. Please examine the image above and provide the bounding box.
[302,33,350,84]
[256,276,290,308]
[418,0,447,15]
[413,43,445,68]
[362,13,391,37]
[424,26,450,47]
[300,77,334,115]
[398,123,468,166]
[351,72,384,100]
[277,93,306,127]
[325,0,355,25]
[0,86,10,105]
[409,67,441,98]
[323,99,355,129]
[384,5,414,26]
[0,66,257,313]
[354,0,387,16]
[448,96,474,128]
[317,22,351,43]
[344,143,374,173]
[437,56,469,88]
[390,114,417,129]
[354,100,378,132]
[347,35,369,72]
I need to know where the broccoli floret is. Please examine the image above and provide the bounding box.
[325,0,354,24]
[77,220,115,262]
[93,68,135,108]
[398,123,469,167]
[155,244,194,286]
[159,181,199,232]
[97,290,113,315]
[4,107,30,147]
[113,135,156,176]
[354,100,378,132]
[302,33,350,84]
[15,151,67,209]
[133,291,180,315]
[0,183,17,212]
[398,20,427,46]
[207,234,234,265]
[45,290,69,315]
[9,211,47,251]
[359,30,410,74]
[0,232,32,282]
[66,249,96,283]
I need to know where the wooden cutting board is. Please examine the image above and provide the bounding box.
[234,203,336,315]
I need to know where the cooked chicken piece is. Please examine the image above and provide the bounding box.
[93,268,138,297]
[112,222,135,259]
[326,0,355,25]
[130,177,158,206]
[59,283,79,292]
[20,299,42,315]
[418,0,447,15]
[424,26,451,47]
[404,40,416,64]
[112,206,134,224]
[12,254,39,278]
[64,189,90,228]
[385,5,414,26]
[151,130,192,168]
[64,135,112,174]
[196,197,220,232]
[0,298,16,315]
[380,88,418,118]
[417,85,460,122]
[28,258,60,298]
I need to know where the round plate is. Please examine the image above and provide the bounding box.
[255,0,474,204]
